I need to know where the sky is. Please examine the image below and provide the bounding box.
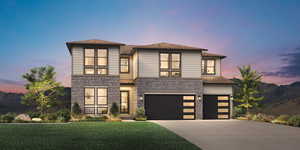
[0,0,300,93]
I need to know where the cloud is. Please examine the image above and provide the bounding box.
[263,47,300,78]
[0,78,24,86]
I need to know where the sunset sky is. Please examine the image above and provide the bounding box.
[1,0,300,93]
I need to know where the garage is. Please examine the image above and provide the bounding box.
[203,95,230,119]
[145,94,195,120]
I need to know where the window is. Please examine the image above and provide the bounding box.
[160,53,181,77]
[202,59,216,75]
[84,87,108,114]
[120,58,129,73]
[120,91,129,113]
[84,48,108,75]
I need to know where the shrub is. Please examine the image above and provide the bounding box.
[82,116,107,122]
[26,111,41,118]
[56,109,71,122]
[233,106,246,118]
[272,115,290,125]
[0,113,16,123]
[134,107,147,121]
[110,102,119,117]
[245,113,254,120]
[287,115,300,127]
[72,102,81,115]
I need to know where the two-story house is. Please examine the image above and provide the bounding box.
[66,39,234,120]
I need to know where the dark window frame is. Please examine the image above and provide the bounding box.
[120,57,130,73]
[202,59,216,75]
[84,48,109,75]
[84,87,108,114]
[159,52,181,77]
[120,91,130,114]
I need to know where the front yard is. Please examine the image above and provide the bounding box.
[0,122,200,150]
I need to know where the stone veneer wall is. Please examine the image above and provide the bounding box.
[135,78,203,119]
[71,75,120,112]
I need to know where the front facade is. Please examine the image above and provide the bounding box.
[67,39,234,120]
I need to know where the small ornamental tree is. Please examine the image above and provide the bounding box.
[72,102,81,115]
[110,102,119,117]
[21,65,64,114]
[234,65,264,114]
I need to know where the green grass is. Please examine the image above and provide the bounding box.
[0,122,200,150]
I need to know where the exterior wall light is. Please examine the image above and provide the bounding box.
[198,96,202,101]
[139,96,143,100]
[230,96,234,100]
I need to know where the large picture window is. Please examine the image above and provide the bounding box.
[202,59,216,75]
[84,48,108,75]
[160,52,181,77]
[120,57,129,73]
[120,91,129,113]
[84,87,108,114]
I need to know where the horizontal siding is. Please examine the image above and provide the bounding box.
[109,47,119,75]
[182,51,202,78]
[203,85,233,95]
[72,47,83,75]
[139,50,159,77]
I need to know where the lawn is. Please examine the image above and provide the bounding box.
[0,122,200,150]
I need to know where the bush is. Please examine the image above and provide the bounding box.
[233,106,246,118]
[82,116,107,122]
[272,115,290,125]
[43,113,58,121]
[135,107,146,118]
[26,111,41,118]
[0,113,16,123]
[251,113,273,122]
[72,102,81,115]
[287,115,300,127]
[245,113,254,120]
[56,109,71,122]
[135,117,147,121]
[110,102,119,117]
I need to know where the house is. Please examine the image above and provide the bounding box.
[66,39,234,120]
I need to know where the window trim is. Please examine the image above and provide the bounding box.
[202,59,216,75]
[84,87,108,114]
[83,48,109,75]
[120,91,130,114]
[159,52,181,77]
[120,57,130,73]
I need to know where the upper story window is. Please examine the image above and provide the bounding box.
[120,57,129,73]
[84,48,108,75]
[202,59,216,75]
[160,52,181,77]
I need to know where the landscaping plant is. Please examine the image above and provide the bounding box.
[21,65,64,115]
[287,115,300,127]
[110,102,119,117]
[72,102,81,115]
[135,107,147,121]
[234,65,264,115]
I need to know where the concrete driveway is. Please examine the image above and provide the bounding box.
[152,120,300,150]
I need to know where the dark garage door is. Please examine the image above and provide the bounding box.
[145,94,195,120]
[203,95,230,119]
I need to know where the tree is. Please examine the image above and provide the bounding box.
[234,65,264,114]
[21,66,64,114]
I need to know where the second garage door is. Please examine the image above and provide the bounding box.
[145,94,195,120]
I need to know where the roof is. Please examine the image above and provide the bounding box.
[201,76,234,84]
[120,45,137,55]
[202,52,226,59]
[133,42,207,51]
[66,39,125,53]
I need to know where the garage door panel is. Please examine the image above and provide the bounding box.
[203,95,230,119]
[145,94,195,120]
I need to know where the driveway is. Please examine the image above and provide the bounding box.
[152,120,300,150]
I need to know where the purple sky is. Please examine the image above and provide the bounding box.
[1,0,300,92]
